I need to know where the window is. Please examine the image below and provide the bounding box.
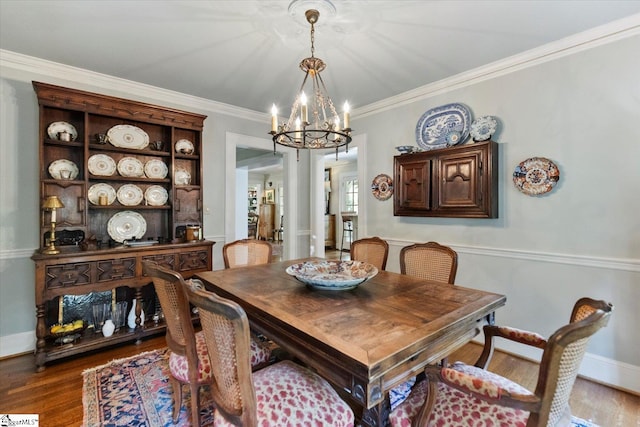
[342,174,358,214]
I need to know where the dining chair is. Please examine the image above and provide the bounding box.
[223,238,272,269]
[142,261,273,425]
[399,241,458,284]
[350,236,389,270]
[183,279,355,426]
[389,297,613,427]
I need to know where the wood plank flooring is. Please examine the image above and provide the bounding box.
[1,334,637,426]
[2,248,637,425]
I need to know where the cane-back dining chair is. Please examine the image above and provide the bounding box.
[400,241,458,284]
[183,279,355,426]
[223,238,272,269]
[350,237,389,270]
[389,297,613,427]
[142,261,273,425]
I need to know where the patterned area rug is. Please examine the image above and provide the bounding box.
[82,349,213,426]
[82,349,600,426]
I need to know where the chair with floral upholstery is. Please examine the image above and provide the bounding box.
[142,261,272,425]
[223,238,273,269]
[399,241,458,284]
[350,236,389,270]
[183,278,355,427]
[389,297,613,427]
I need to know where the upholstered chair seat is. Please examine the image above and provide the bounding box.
[389,298,613,427]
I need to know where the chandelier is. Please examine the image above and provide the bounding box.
[270,9,352,159]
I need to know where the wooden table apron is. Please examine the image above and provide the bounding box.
[195,258,506,425]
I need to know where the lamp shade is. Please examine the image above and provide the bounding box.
[42,195,65,209]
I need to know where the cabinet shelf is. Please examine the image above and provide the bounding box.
[88,174,171,184]
[89,144,172,157]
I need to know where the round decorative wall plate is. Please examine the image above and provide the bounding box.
[470,115,497,142]
[88,154,116,176]
[513,157,560,196]
[107,211,147,242]
[371,174,393,201]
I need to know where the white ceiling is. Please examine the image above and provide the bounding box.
[2,1,639,116]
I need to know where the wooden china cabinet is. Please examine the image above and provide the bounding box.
[31,82,213,371]
[394,140,498,218]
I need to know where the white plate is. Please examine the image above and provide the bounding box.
[116,184,144,206]
[107,211,147,243]
[415,103,471,150]
[470,115,498,142]
[174,168,191,185]
[107,125,149,150]
[88,183,116,205]
[117,157,145,177]
[286,260,378,291]
[88,154,117,176]
[144,185,169,206]
[48,159,79,180]
[175,139,194,154]
[47,121,78,141]
[143,159,168,179]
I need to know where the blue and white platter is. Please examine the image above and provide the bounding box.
[415,103,472,150]
[286,260,378,291]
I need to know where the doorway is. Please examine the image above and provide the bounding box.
[225,132,297,260]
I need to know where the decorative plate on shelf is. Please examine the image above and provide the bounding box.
[116,184,144,206]
[47,121,78,141]
[286,260,378,291]
[117,157,145,177]
[48,159,79,180]
[88,154,116,176]
[174,168,191,185]
[513,157,560,196]
[470,115,498,142]
[107,211,147,243]
[415,103,471,150]
[144,185,169,206]
[371,174,393,201]
[175,139,195,155]
[107,124,149,150]
[143,159,168,179]
[88,183,116,205]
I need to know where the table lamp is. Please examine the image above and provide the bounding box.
[42,195,65,254]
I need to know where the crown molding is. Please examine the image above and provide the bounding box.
[353,13,640,118]
[0,49,268,123]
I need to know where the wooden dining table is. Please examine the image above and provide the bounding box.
[195,258,506,427]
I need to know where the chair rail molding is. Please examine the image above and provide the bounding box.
[384,239,639,273]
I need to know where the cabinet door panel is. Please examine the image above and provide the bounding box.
[178,250,210,272]
[395,159,432,214]
[437,152,479,208]
[45,263,92,289]
[96,258,136,281]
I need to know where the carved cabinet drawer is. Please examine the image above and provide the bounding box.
[178,250,209,272]
[96,258,136,282]
[141,254,176,274]
[45,263,92,289]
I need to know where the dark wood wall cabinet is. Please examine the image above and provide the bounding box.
[31,82,213,371]
[394,140,498,218]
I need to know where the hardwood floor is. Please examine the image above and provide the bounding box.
[1,331,637,426]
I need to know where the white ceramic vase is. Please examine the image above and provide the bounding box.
[127,299,145,329]
[102,319,115,337]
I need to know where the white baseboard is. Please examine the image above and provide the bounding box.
[0,331,35,359]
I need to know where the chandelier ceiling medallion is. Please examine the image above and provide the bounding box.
[270,7,352,160]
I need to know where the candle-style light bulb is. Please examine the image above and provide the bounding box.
[300,92,308,124]
[343,101,350,129]
[50,208,56,223]
[295,117,301,140]
[271,104,278,132]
